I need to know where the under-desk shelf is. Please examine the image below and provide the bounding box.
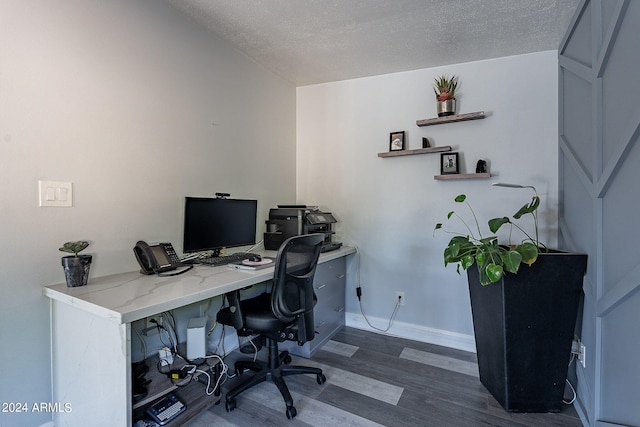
[416,111,486,127]
[378,146,452,158]
[132,350,220,425]
[434,173,491,180]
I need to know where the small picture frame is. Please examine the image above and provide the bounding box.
[389,131,405,151]
[441,152,459,174]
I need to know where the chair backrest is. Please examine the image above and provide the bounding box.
[271,234,324,343]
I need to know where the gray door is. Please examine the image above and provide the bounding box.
[559,1,640,426]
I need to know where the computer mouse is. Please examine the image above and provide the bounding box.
[248,254,262,262]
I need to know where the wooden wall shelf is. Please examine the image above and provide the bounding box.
[378,146,452,158]
[417,111,486,127]
[434,173,491,180]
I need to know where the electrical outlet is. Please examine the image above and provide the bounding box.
[395,291,405,306]
[579,342,586,368]
[146,314,163,330]
[571,338,580,354]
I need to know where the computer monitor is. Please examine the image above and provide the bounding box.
[183,197,258,253]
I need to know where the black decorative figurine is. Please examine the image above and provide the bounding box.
[476,159,487,173]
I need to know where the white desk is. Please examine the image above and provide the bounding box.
[44,246,355,426]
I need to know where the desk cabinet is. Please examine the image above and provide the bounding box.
[44,247,354,426]
[281,256,346,358]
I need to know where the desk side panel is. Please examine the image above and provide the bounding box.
[51,300,131,426]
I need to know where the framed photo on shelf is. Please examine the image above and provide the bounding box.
[389,131,405,151]
[441,152,459,174]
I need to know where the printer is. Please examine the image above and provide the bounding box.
[264,205,342,252]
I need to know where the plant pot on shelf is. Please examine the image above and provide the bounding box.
[467,250,587,412]
[61,255,92,287]
[437,99,456,117]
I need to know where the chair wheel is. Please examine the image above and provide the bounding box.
[317,373,326,384]
[225,399,236,412]
[283,354,292,364]
[286,406,297,419]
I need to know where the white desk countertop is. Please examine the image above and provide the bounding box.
[44,246,355,324]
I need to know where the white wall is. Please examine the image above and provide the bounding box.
[0,1,295,426]
[297,51,559,350]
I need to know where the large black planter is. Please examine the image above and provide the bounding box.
[467,251,587,412]
[61,255,92,287]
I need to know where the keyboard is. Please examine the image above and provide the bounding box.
[145,393,186,425]
[198,252,254,267]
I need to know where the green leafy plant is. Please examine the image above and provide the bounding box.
[434,194,545,285]
[59,241,90,257]
[433,74,458,101]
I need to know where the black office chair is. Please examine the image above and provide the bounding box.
[216,234,327,419]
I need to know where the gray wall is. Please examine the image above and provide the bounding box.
[559,1,640,425]
[0,1,296,426]
[297,52,560,350]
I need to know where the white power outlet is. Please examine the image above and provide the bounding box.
[144,314,163,334]
[395,291,405,306]
[571,338,580,354]
[579,342,586,368]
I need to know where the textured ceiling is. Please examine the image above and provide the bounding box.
[166,0,580,86]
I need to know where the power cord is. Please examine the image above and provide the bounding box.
[144,309,231,398]
[194,354,229,395]
[239,334,259,362]
[358,290,401,333]
[150,318,177,354]
[133,324,148,360]
[202,297,224,337]
[244,239,265,253]
[563,351,577,404]
[352,246,401,333]
[156,349,230,396]
[563,378,577,405]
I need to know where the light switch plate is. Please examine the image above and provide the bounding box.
[39,180,73,207]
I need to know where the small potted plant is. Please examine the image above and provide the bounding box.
[433,74,458,117]
[434,193,587,412]
[60,241,92,287]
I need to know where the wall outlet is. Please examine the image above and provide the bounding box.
[143,315,163,335]
[579,342,586,368]
[572,338,586,368]
[571,338,580,354]
[147,314,163,329]
[395,291,405,306]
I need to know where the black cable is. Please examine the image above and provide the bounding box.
[154,321,176,353]
[157,358,171,375]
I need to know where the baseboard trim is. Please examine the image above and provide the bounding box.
[345,312,476,353]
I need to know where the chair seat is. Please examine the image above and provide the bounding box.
[218,293,286,333]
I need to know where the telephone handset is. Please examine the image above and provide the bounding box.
[133,241,192,276]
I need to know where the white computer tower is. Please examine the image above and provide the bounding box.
[187,317,207,360]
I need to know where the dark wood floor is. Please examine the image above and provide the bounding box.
[185,327,583,427]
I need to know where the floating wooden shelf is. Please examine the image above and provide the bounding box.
[416,111,486,127]
[434,173,491,180]
[378,146,452,158]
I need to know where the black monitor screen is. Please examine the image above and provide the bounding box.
[183,197,257,253]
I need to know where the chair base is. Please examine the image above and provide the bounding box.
[224,337,326,419]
